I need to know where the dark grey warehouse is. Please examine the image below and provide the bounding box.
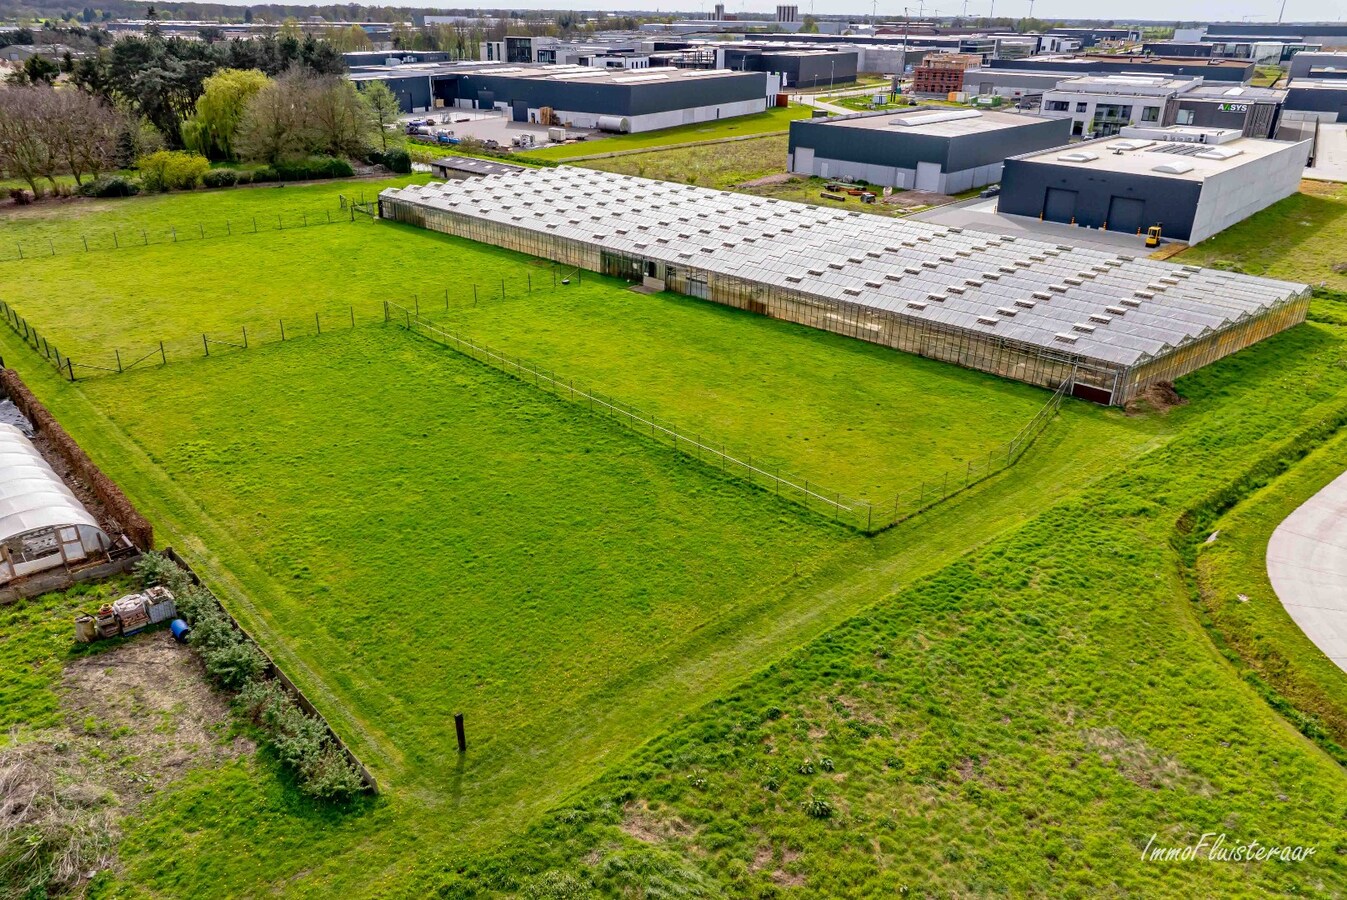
[788,107,1072,193]
[349,63,770,132]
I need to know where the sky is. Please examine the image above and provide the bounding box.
[205,0,1347,19]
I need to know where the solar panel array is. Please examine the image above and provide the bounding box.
[381,167,1308,370]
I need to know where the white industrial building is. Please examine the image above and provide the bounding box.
[999,125,1311,244]
[1040,75,1199,137]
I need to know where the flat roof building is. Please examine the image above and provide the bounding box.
[1283,78,1347,123]
[998,125,1311,244]
[349,63,772,130]
[788,107,1073,193]
[380,166,1308,406]
[988,55,1256,83]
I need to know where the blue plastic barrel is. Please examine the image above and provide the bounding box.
[170,619,191,643]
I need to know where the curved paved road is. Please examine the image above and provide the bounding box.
[1267,469,1347,674]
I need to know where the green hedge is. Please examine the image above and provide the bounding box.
[134,552,368,801]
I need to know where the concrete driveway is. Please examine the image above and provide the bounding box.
[1267,468,1347,674]
[911,197,1156,256]
[1308,123,1347,184]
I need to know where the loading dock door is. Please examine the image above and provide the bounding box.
[511,100,529,123]
[915,161,942,192]
[793,146,815,175]
[1106,196,1144,235]
[1043,187,1078,224]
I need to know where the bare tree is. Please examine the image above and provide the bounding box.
[0,87,57,193]
[235,69,316,164]
[236,69,373,164]
[43,89,124,185]
[307,76,372,159]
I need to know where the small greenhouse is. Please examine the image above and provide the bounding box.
[0,423,109,583]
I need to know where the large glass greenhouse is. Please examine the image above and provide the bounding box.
[380,167,1309,405]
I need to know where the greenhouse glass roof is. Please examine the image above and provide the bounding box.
[382,167,1308,369]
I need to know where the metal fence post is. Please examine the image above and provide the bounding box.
[160,341,166,365]
[203,334,209,356]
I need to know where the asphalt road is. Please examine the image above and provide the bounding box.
[1267,468,1347,674]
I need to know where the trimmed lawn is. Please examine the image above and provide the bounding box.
[426,287,1071,501]
[518,106,811,161]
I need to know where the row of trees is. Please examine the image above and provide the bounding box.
[178,67,399,163]
[68,31,343,145]
[0,86,134,193]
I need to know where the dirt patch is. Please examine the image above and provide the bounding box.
[737,173,800,189]
[1125,381,1188,416]
[1,631,250,893]
[884,190,953,208]
[1081,727,1210,793]
[619,799,694,844]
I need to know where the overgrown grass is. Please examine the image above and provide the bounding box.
[582,135,787,188]
[405,320,1347,898]
[1195,429,1347,749]
[1179,180,1347,294]
[518,106,811,161]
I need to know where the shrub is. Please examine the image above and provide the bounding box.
[136,150,211,192]
[802,796,833,819]
[301,745,367,800]
[77,175,141,198]
[8,187,33,205]
[250,165,278,183]
[202,169,239,188]
[203,641,267,690]
[133,551,178,588]
[234,170,253,185]
[272,156,355,181]
[384,148,411,174]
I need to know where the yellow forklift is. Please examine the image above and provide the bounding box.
[1144,223,1163,249]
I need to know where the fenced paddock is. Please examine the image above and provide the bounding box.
[1,199,373,264]
[380,167,1310,406]
[387,301,1068,532]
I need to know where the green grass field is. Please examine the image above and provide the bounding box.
[58,326,860,884]
[1180,180,1347,294]
[518,106,812,161]
[0,178,1082,502]
[6,173,1347,898]
[425,287,1076,500]
[1196,428,1347,749]
[41,311,1344,898]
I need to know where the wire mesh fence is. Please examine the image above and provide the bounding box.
[0,196,376,264]
[387,300,1072,533]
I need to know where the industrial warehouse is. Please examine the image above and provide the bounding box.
[379,167,1308,406]
[787,107,1072,193]
[348,62,771,130]
[998,125,1311,243]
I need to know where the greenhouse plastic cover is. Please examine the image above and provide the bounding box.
[0,423,104,544]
